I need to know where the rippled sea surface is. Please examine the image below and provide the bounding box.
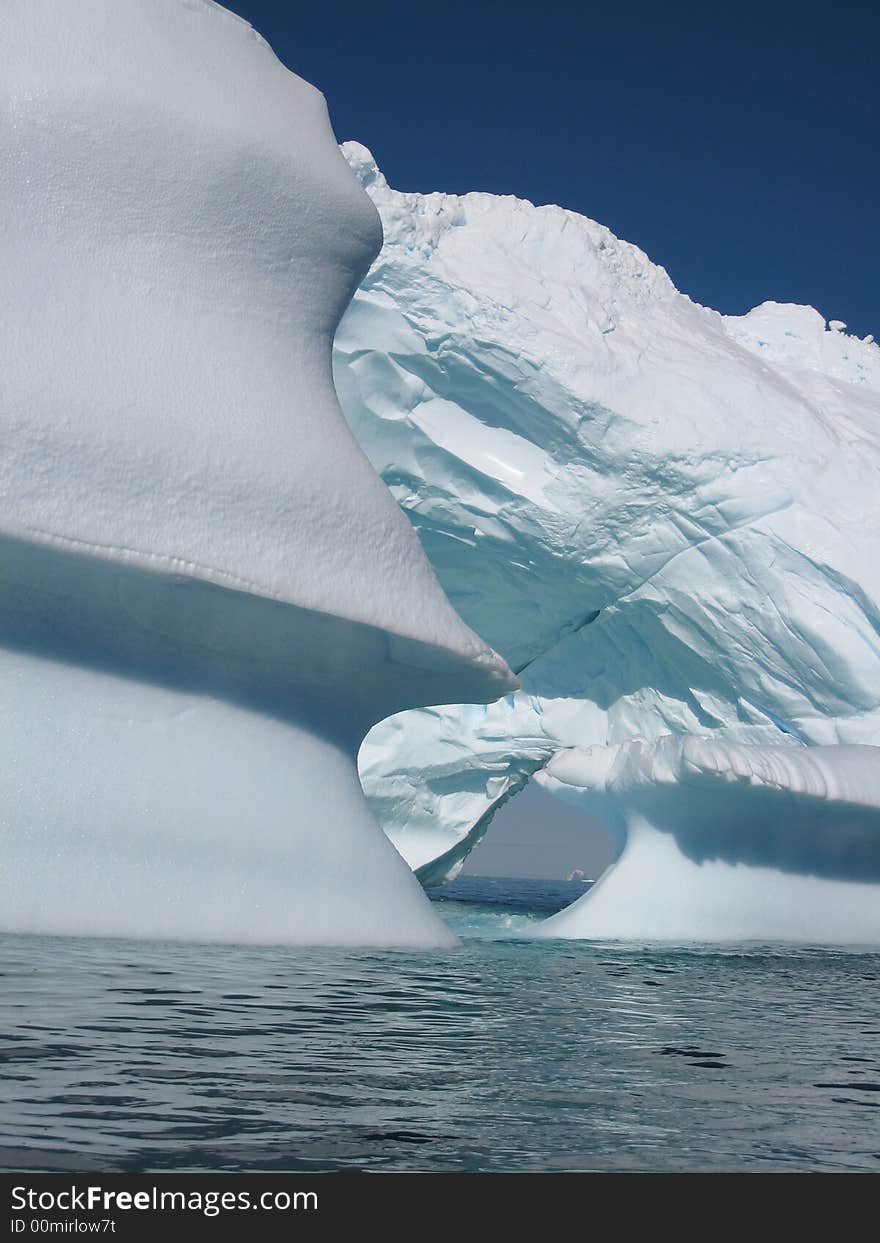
[2,878,879,1173]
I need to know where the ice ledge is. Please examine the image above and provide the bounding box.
[536,737,880,943]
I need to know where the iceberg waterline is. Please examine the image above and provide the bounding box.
[337,144,880,942]
[0,0,515,946]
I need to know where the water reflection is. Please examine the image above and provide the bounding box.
[1,885,879,1173]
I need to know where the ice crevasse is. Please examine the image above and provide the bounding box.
[0,1,517,946]
[335,144,880,942]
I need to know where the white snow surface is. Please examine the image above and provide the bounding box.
[0,1,512,682]
[0,2,515,946]
[338,144,880,920]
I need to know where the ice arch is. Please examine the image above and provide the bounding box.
[0,1,515,945]
[534,738,880,943]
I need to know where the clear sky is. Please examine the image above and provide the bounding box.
[227,0,877,338]
[463,782,615,881]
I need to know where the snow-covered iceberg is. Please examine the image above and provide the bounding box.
[0,1,515,945]
[336,145,880,939]
[6,1,876,945]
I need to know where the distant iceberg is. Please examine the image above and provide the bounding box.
[337,144,880,941]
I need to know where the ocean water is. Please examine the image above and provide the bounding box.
[1,877,879,1174]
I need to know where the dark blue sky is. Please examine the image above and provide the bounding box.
[227,0,878,339]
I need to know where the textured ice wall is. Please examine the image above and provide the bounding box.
[336,145,880,931]
[0,2,515,945]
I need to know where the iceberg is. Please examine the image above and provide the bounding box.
[0,2,515,945]
[5,2,876,945]
[337,145,880,939]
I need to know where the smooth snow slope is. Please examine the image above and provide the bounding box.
[336,145,880,937]
[0,2,515,945]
